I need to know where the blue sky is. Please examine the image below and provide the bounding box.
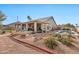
[0,4,79,25]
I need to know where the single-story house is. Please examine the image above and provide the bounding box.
[7,16,58,32]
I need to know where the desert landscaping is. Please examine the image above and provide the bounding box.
[0,9,79,54]
[0,28,79,54]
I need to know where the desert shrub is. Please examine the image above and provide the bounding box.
[2,30,5,34]
[31,32,35,34]
[44,33,73,49]
[44,37,57,49]
[58,37,72,46]
[20,34,26,38]
[0,30,5,34]
[45,39,57,48]
[53,33,61,38]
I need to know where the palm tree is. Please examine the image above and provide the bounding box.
[27,16,32,21]
[75,24,78,27]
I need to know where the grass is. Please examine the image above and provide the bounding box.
[4,29,12,33]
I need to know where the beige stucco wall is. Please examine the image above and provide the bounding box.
[41,18,57,31]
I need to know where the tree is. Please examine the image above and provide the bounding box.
[75,24,78,26]
[0,11,6,25]
[62,23,76,31]
[27,16,32,21]
[0,11,6,29]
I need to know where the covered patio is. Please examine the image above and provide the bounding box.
[15,21,49,32]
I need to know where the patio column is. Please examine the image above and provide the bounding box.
[19,24,21,31]
[15,24,19,31]
[45,24,47,33]
[34,22,37,32]
[26,23,28,31]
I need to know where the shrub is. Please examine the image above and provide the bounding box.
[44,33,73,49]
[31,32,35,34]
[0,30,5,34]
[44,38,57,49]
[20,34,26,38]
[53,33,61,38]
[58,37,72,46]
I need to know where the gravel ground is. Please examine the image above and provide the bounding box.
[0,35,42,54]
[14,34,79,54]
